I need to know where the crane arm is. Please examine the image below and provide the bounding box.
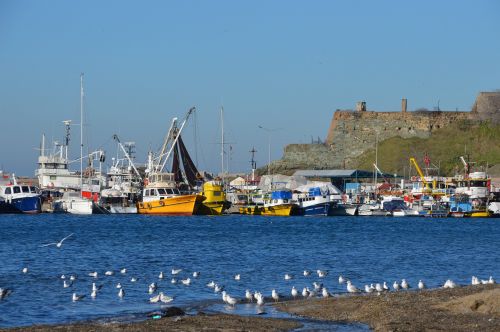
[409,157,429,188]
[113,135,142,180]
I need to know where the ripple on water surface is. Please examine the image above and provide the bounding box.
[0,214,499,328]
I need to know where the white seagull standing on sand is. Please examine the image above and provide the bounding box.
[302,287,309,298]
[346,280,360,293]
[291,286,298,299]
[40,233,74,248]
[393,281,400,291]
[322,287,331,298]
[488,276,495,284]
[401,279,410,290]
[383,282,389,291]
[418,280,426,290]
[364,285,373,294]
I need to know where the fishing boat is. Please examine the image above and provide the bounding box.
[52,191,93,215]
[0,172,42,214]
[239,190,298,216]
[137,107,206,215]
[196,180,228,215]
[137,172,204,215]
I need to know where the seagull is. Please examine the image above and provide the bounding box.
[88,272,98,278]
[158,271,164,279]
[171,268,182,275]
[393,281,400,291]
[116,283,122,289]
[193,271,200,278]
[40,233,74,248]
[488,276,496,284]
[148,283,157,294]
[313,282,323,291]
[245,289,253,302]
[471,276,479,285]
[22,267,28,274]
[271,289,280,303]
[322,287,331,298]
[120,268,127,274]
[181,278,191,286]
[171,278,177,284]
[118,288,125,298]
[339,275,345,284]
[443,279,457,288]
[303,270,311,277]
[0,288,13,300]
[284,274,293,280]
[346,280,360,293]
[105,271,114,276]
[317,270,328,278]
[226,294,238,307]
[418,280,426,290]
[63,280,72,288]
[149,293,161,303]
[207,281,216,288]
[375,283,383,293]
[256,293,265,306]
[234,274,241,281]
[308,289,317,298]
[92,283,102,292]
[91,289,97,298]
[214,284,223,293]
[302,287,309,298]
[69,275,76,281]
[221,291,228,303]
[61,275,66,279]
[291,286,298,299]
[401,279,410,290]
[160,292,173,303]
[72,293,85,302]
[130,277,138,282]
[383,282,389,291]
[365,285,373,294]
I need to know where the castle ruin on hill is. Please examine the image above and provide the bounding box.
[270,91,500,173]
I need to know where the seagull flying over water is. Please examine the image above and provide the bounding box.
[40,233,74,248]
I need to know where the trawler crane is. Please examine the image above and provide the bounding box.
[113,134,142,180]
[409,157,430,189]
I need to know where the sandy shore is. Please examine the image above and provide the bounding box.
[2,313,301,332]
[277,284,499,331]
[3,284,499,331]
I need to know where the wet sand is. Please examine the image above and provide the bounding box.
[3,285,499,331]
[277,284,499,331]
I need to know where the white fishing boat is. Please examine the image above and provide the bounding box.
[53,191,93,214]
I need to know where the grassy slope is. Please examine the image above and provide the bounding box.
[352,121,500,177]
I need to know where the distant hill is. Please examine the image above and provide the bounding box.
[351,121,500,177]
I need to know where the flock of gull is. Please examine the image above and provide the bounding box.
[0,233,497,312]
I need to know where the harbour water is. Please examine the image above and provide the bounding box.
[0,214,499,328]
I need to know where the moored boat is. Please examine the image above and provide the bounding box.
[0,172,42,214]
[196,180,228,215]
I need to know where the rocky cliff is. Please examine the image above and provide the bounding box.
[269,91,500,174]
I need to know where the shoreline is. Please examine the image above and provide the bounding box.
[278,284,499,331]
[2,284,498,331]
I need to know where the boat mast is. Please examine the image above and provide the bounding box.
[221,106,224,184]
[374,132,378,199]
[80,73,84,196]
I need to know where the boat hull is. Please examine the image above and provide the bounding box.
[299,203,333,216]
[239,204,296,216]
[0,196,42,214]
[137,195,203,215]
[196,201,228,215]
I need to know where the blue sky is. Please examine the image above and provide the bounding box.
[1,0,499,176]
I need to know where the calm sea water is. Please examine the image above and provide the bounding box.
[0,214,499,328]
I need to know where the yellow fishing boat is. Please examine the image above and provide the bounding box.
[466,210,491,218]
[137,172,205,215]
[239,190,298,216]
[196,181,228,215]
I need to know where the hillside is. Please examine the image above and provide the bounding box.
[351,121,500,177]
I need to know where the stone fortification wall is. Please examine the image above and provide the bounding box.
[325,109,471,165]
[272,91,499,173]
